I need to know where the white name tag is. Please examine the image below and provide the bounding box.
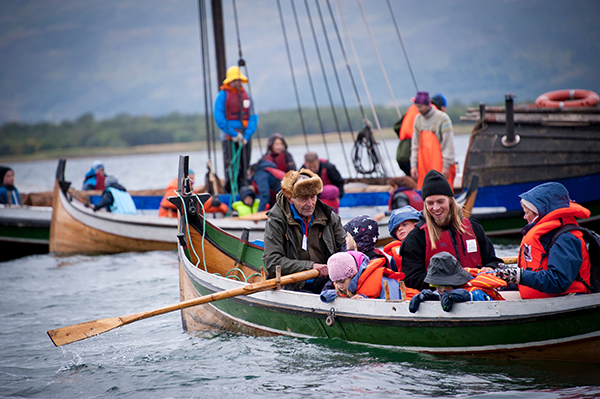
[466,239,477,253]
[243,99,251,108]
[302,234,307,251]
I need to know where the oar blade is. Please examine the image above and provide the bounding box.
[47,317,124,347]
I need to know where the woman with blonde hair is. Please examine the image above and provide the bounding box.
[400,170,501,290]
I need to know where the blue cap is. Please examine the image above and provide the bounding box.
[388,206,421,235]
[432,93,447,108]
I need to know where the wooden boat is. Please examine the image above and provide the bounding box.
[173,155,600,363]
[461,94,600,241]
[0,204,51,261]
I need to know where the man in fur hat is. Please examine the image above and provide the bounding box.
[262,169,346,293]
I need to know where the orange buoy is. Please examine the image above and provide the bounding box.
[535,89,599,108]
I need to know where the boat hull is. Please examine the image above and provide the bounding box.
[0,205,51,260]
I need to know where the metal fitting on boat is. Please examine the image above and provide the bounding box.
[502,94,521,148]
[326,308,336,326]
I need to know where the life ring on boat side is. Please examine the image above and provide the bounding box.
[535,89,600,108]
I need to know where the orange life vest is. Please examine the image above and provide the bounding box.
[517,203,591,299]
[416,129,455,190]
[383,240,403,272]
[399,105,420,141]
[463,268,507,300]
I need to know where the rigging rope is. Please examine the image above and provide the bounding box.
[290,0,331,160]
[276,0,310,151]
[386,0,418,92]
[352,123,387,176]
[303,0,351,175]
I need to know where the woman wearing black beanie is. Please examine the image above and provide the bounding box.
[399,170,501,290]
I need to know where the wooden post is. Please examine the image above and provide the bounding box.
[276,266,281,290]
[383,280,390,300]
[260,267,266,281]
[400,281,407,301]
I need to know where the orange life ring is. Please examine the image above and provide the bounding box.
[535,89,599,108]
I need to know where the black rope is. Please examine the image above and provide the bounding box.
[303,0,350,175]
[352,124,387,177]
[276,0,310,151]
[198,0,217,174]
[386,0,418,92]
[290,0,330,160]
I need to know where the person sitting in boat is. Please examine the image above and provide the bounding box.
[214,66,258,194]
[82,160,106,191]
[158,170,228,218]
[382,206,422,273]
[261,133,296,174]
[409,91,456,190]
[319,184,340,214]
[262,168,346,294]
[409,252,507,313]
[320,251,416,302]
[92,175,137,215]
[0,165,20,205]
[495,182,592,298]
[401,169,502,291]
[249,159,285,212]
[231,187,259,217]
[342,215,389,268]
[302,152,344,200]
[374,176,423,221]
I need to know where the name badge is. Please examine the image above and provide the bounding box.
[302,234,307,251]
[466,239,478,253]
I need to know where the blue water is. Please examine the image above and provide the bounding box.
[2,247,600,398]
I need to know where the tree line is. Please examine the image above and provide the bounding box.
[0,103,473,157]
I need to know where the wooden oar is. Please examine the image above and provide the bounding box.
[460,174,479,218]
[47,268,319,347]
[231,210,268,221]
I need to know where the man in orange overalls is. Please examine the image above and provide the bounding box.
[409,91,456,191]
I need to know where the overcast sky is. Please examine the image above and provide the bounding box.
[1,0,599,124]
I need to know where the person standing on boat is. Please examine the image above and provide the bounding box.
[495,182,592,298]
[409,91,456,190]
[400,170,501,291]
[92,175,137,215]
[302,152,344,200]
[0,165,20,205]
[262,133,296,173]
[262,169,346,293]
[82,160,106,191]
[214,66,258,195]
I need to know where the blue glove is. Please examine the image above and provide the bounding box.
[320,289,337,303]
[441,289,471,312]
[408,289,440,313]
[495,263,522,284]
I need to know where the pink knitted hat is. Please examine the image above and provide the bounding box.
[327,252,358,282]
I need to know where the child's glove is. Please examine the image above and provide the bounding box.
[495,264,522,284]
[408,289,440,313]
[441,289,471,312]
[320,289,337,303]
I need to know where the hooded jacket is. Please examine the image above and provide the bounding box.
[262,191,346,290]
[517,182,591,298]
[250,159,285,212]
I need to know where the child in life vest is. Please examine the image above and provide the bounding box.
[409,252,507,313]
[382,206,422,272]
[343,215,389,267]
[320,251,409,302]
[231,187,259,217]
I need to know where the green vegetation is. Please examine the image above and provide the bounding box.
[1,102,476,158]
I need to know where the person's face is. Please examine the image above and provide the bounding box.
[243,195,254,206]
[271,138,285,155]
[334,277,352,296]
[416,103,431,115]
[2,170,14,186]
[345,231,356,251]
[522,204,538,224]
[229,79,242,90]
[304,160,319,174]
[425,195,451,227]
[289,195,317,218]
[395,220,416,241]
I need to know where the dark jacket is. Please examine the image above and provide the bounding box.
[251,159,282,212]
[400,218,501,290]
[262,191,346,290]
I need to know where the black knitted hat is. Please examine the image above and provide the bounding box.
[421,170,453,199]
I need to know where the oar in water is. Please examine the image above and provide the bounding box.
[47,268,319,347]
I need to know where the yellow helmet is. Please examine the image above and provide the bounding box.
[223,66,248,85]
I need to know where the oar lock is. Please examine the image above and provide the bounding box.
[326,307,336,326]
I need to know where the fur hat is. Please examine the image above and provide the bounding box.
[281,168,323,198]
[327,252,359,282]
[424,252,472,287]
[344,215,379,253]
[421,170,453,199]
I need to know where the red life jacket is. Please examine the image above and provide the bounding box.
[224,86,250,122]
[383,240,403,272]
[517,203,591,299]
[399,105,419,141]
[263,152,288,173]
[387,187,424,211]
[462,268,507,300]
[422,218,483,270]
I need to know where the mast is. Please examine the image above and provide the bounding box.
[211,0,226,86]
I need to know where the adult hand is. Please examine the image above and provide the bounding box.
[313,263,328,278]
[410,167,418,181]
[495,263,522,284]
[232,133,244,144]
[442,167,450,179]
